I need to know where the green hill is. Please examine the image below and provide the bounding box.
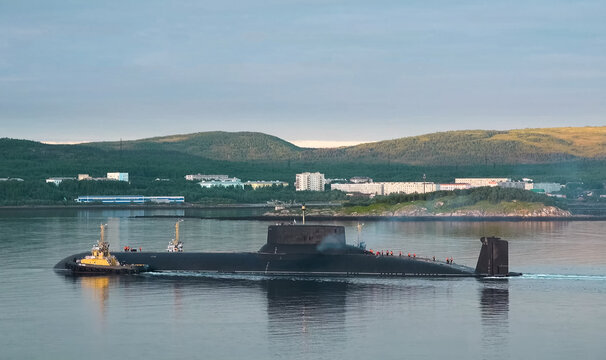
[90,131,302,161]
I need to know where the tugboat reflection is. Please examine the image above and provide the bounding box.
[79,276,113,323]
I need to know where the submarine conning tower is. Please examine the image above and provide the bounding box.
[258,225,351,254]
[475,236,510,276]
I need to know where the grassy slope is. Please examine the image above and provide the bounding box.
[339,126,606,165]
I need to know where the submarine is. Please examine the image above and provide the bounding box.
[55,221,518,277]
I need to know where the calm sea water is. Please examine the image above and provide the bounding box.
[1,209,605,360]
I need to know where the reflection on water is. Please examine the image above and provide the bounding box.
[80,276,112,322]
[480,281,510,360]
[265,279,347,357]
[2,210,606,360]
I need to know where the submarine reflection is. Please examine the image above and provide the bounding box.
[66,274,510,348]
[480,280,510,360]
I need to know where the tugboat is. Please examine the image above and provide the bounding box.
[167,220,184,252]
[65,224,149,275]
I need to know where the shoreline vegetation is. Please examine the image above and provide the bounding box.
[2,187,604,219]
[266,187,575,218]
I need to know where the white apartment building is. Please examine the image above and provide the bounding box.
[455,178,510,188]
[438,183,471,191]
[381,182,436,195]
[295,172,326,191]
[331,183,384,196]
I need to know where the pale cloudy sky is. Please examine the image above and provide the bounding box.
[1,0,605,145]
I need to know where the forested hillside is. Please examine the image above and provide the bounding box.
[83,126,606,165]
[90,131,302,161]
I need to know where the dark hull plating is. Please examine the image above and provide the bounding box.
[55,251,481,277]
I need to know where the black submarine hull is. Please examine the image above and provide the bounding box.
[55,251,494,277]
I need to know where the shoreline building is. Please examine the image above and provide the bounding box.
[185,174,230,181]
[295,172,326,191]
[0,177,24,182]
[199,177,243,188]
[107,172,129,182]
[350,177,373,184]
[438,183,471,191]
[455,178,511,188]
[331,182,384,196]
[532,182,563,194]
[75,195,184,204]
[244,181,288,189]
[46,177,76,186]
[382,182,436,195]
[498,181,534,190]
[77,173,129,182]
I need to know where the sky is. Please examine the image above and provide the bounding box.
[1,0,605,146]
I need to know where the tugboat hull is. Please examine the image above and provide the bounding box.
[65,258,149,275]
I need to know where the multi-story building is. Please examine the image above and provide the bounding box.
[244,181,288,189]
[438,183,471,191]
[107,172,129,182]
[331,183,384,196]
[455,178,511,188]
[185,174,230,181]
[295,172,326,191]
[381,182,437,195]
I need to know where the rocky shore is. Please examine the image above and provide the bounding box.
[267,204,572,218]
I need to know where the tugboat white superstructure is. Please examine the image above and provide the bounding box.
[167,220,184,252]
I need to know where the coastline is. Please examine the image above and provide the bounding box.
[132,214,606,221]
[2,203,605,221]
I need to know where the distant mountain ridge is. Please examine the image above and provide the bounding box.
[92,131,301,161]
[86,126,606,165]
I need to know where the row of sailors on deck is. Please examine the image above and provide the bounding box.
[368,249,454,264]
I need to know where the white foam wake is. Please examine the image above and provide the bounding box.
[520,274,606,281]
